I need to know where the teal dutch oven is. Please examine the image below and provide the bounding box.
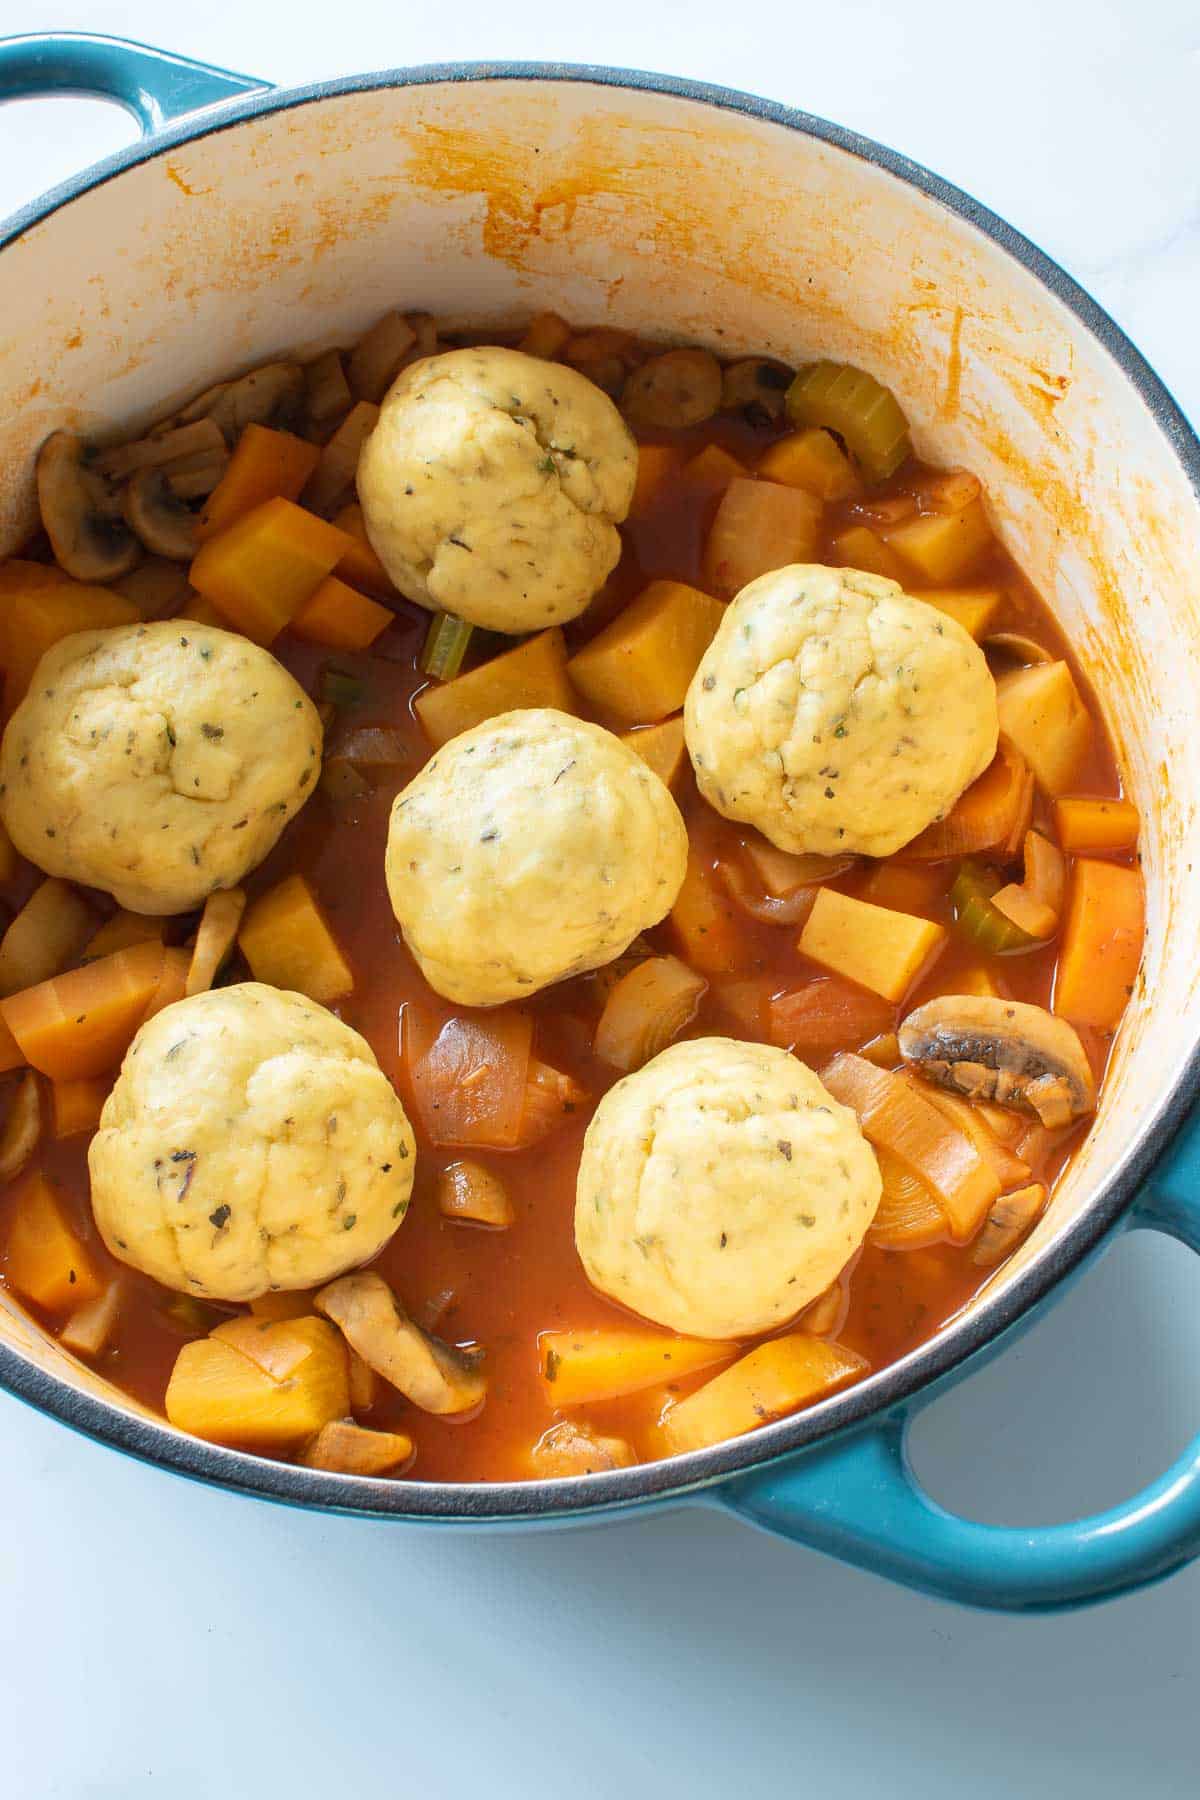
[1,32,1199,1612]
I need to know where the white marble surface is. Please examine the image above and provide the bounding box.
[1,3,1198,1795]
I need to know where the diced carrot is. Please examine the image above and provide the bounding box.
[4,1169,104,1310]
[415,628,576,748]
[593,955,707,1071]
[829,524,908,582]
[757,428,860,500]
[703,477,823,598]
[1055,858,1144,1031]
[51,1076,110,1139]
[290,575,393,651]
[539,1327,734,1405]
[904,739,1033,861]
[916,587,1004,639]
[0,1012,24,1075]
[141,947,191,1022]
[0,941,165,1080]
[175,592,225,627]
[405,1007,533,1150]
[196,423,320,542]
[680,444,745,502]
[300,1420,414,1474]
[620,715,687,788]
[0,578,140,714]
[1053,796,1140,856]
[190,497,352,645]
[331,503,396,597]
[821,1052,1000,1241]
[0,559,70,597]
[856,861,947,914]
[630,444,684,516]
[799,888,945,1003]
[661,1335,868,1454]
[995,661,1091,796]
[185,889,246,997]
[83,910,165,960]
[768,977,895,1059]
[567,580,725,725]
[166,1317,349,1450]
[514,1059,588,1147]
[239,874,353,1003]
[955,963,1007,1000]
[668,850,751,974]
[885,497,993,583]
[0,878,95,998]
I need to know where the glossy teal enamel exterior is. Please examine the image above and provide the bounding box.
[0,32,264,134]
[2,30,1199,1612]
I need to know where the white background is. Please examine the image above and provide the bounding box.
[2,3,1199,1795]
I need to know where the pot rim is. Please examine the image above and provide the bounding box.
[2,58,1198,1521]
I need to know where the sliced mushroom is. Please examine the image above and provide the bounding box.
[530,1421,636,1478]
[93,418,225,482]
[314,1271,486,1415]
[36,432,139,581]
[173,362,306,443]
[435,1161,514,1228]
[720,357,793,424]
[621,348,722,429]
[122,468,197,561]
[898,995,1096,1129]
[300,1419,414,1475]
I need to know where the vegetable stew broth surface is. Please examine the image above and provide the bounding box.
[0,328,1137,1483]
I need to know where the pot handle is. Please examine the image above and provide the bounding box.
[715,1117,1200,1611]
[0,32,267,135]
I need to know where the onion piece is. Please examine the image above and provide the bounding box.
[769,978,895,1060]
[717,858,818,925]
[741,836,856,897]
[594,955,706,1072]
[984,632,1054,665]
[904,738,1032,861]
[404,1007,533,1150]
[867,1148,947,1250]
[822,1051,1000,1241]
[0,1071,41,1183]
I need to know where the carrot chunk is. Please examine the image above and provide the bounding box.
[4,1169,104,1310]
[629,444,684,516]
[539,1328,734,1405]
[414,628,576,748]
[668,851,751,974]
[331,503,396,597]
[0,941,165,1079]
[239,874,353,1003]
[703,478,822,598]
[51,1076,110,1139]
[757,428,860,500]
[0,577,139,714]
[680,444,745,503]
[166,1316,349,1450]
[567,580,725,725]
[1052,796,1140,856]
[1054,858,1144,1031]
[290,575,393,651]
[661,1335,868,1454]
[829,523,908,582]
[620,715,687,789]
[196,423,320,542]
[189,497,352,644]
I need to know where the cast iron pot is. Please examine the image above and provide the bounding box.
[1,32,1199,1613]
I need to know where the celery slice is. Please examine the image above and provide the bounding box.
[785,360,911,482]
[420,611,475,682]
[950,859,1035,954]
[319,664,366,708]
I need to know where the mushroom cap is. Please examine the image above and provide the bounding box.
[899,994,1097,1127]
[36,432,139,583]
[89,984,416,1301]
[385,708,688,1007]
[314,1271,485,1415]
[575,1036,881,1339]
[0,620,321,914]
[357,347,638,632]
[684,563,999,857]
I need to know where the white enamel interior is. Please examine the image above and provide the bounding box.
[0,78,1198,1439]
